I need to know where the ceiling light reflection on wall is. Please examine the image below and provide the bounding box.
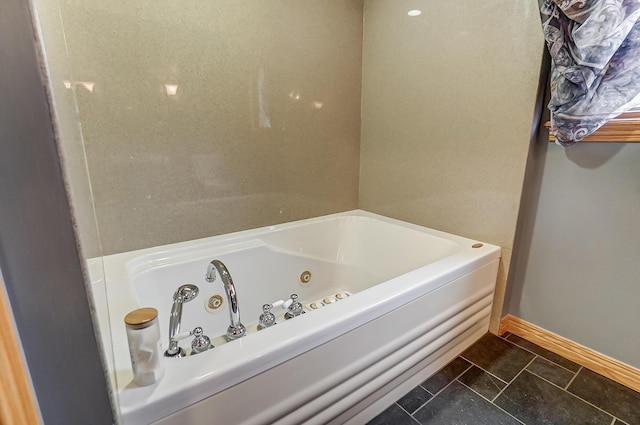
[78,81,95,92]
[288,91,301,101]
[63,80,95,92]
[164,84,179,96]
[407,9,422,17]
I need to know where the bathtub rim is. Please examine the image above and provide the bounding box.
[123,209,477,278]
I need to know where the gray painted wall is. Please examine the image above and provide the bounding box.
[0,0,113,423]
[506,95,640,369]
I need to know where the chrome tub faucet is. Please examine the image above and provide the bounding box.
[205,259,246,341]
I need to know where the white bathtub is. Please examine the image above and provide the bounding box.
[95,210,500,424]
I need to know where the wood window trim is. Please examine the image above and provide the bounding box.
[546,111,640,143]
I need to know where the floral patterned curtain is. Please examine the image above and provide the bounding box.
[540,0,640,146]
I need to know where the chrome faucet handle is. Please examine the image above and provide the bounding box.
[190,327,212,355]
[285,293,305,319]
[258,304,276,330]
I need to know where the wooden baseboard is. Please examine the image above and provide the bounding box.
[500,314,640,393]
[0,278,41,424]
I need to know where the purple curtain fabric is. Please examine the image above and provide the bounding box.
[540,0,640,146]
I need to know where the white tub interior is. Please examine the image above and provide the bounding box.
[128,213,460,342]
[94,210,500,424]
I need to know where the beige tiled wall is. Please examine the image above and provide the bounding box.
[34,0,102,259]
[359,0,544,329]
[44,0,363,255]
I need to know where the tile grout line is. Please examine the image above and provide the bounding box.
[454,378,526,425]
[393,401,413,417]
[567,396,622,423]
[430,350,534,425]
[404,389,433,417]
[500,334,579,375]
[392,402,422,425]
[413,336,630,425]
[488,361,576,425]
[412,361,528,425]
[386,359,474,420]
[529,365,594,410]
[455,378,492,403]
[391,378,435,418]
[500,334,578,375]
[564,369,639,424]
[609,416,630,425]
[419,363,473,400]
[491,354,539,403]
[564,365,582,390]
[393,387,432,419]
[374,338,632,425]
[459,355,509,385]
[517,368,619,423]
[526,367,574,391]
[412,363,474,415]
[501,335,631,423]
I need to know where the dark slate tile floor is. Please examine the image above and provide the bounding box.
[368,333,640,425]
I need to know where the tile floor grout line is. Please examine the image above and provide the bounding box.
[609,416,630,425]
[527,354,581,380]
[566,396,621,423]
[564,365,582,390]
[420,384,434,397]
[459,355,509,385]
[519,368,619,423]
[393,401,413,416]
[523,367,572,393]
[373,335,632,425]
[454,378,526,425]
[388,358,474,420]
[421,363,474,400]
[413,368,526,425]
[501,334,578,375]
[416,390,435,415]
[501,334,579,375]
[409,414,421,425]
[414,363,474,414]
[395,388,433,419]
[490,366,617,425]
[489,399,528,425]
[455,378,492,403]
[392,401,422,424]
[393,364,467,423]
[525,362,576,390]
[491,354,539,403]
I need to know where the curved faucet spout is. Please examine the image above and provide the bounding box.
[205,260,246,341]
